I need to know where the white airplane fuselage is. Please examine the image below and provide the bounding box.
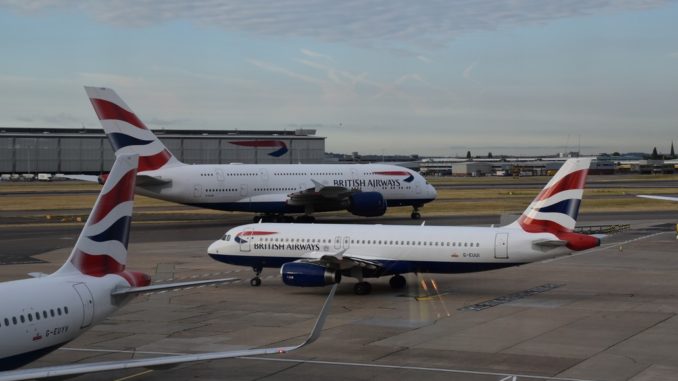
[138,163,437,214]
[208,223,577,277]
[0,275,131,370]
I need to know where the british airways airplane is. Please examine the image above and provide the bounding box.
[0,154,335,380]
[208,158,601,293]
[84,87,437,222]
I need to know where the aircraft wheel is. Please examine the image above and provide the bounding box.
[250,277,262,287]
[389,275,406,290]
[410,212,421,220]
[354,281,372,295]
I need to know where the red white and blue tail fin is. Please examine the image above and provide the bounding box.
[84,86,182,172]
[55,154,138,277]
[511,158,592,233]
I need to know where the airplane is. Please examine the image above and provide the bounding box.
[83,87,437,222]
[207,158,601,293]
[0,153,336,380]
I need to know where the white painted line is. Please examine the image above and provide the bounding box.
[240,357,601,381]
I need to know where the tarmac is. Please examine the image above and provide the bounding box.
[1,210,677,381]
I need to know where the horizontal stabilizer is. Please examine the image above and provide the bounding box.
[136,174,172,186]
[532,239,568,248]
[0,284,336,381]
[27,272,49,278]
[111,277,238,296]
[53,174,99,183]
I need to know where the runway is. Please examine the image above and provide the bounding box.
[1,211,678,380]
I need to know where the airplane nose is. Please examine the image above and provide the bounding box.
[207,240,221,255]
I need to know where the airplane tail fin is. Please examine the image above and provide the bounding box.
[84,86,182,171]
[55,154,142,280]
[510,158,592,234]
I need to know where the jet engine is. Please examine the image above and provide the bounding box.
[347,192,387,217]
[281,262,341,287]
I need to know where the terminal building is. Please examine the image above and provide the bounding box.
[0,127,325,175]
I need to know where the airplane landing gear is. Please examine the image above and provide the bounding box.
[250,266,262,287]
[389,275,406,290]
[354,281,372,295]
[411,208,421,220]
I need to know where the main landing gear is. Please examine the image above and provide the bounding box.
[353,282,372,295]
[250,266,262,287]
[353,275,406,295]
[410,206,421,220]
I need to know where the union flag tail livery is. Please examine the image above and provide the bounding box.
[513,158,590,233]
[510,157,599,251]
[84,86,181,172]
[55,154,149,286]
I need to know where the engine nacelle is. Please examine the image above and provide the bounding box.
[281,262,341,287]
[560,232,601,251]
[347,192,387,217]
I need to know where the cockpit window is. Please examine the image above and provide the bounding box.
[222,234,231,241]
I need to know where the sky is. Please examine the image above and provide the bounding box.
[1,0,677,156]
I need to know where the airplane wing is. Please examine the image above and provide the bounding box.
[286,180,354,206]
[637,195,678,202]
[111,277,238,296]
[0,284,337,381]
[299,249,385,271]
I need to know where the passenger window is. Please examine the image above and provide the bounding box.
[65,307,69,314]
[57,308,62,316]
[12,317,17,325]
[20,315,25,323]
[43,311,47,319]
[3,318,8,326]
[50,309,55,317]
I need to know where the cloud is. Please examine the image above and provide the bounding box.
[1,0,669,49]
[301,49,334,62]
[463,62,476,79]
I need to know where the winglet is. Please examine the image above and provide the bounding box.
[292,283,337,349]
[311,179,324,192]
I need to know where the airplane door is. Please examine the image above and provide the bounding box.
[239,229,251,252]
[215,168,225,182]
[72,283,94,328]
[494,233,508,259]
[343,236,351,249]
[259,168,269,182]
[193,184,202,199]
[240,184,248,196]
[334,236,342,250]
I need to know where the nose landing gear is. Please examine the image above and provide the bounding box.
[411,206,422,220]
[250,266,263,287]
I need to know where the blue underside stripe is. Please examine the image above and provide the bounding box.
[208,254,523,277]
[0,343,66,371]
[188,198,435,213]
